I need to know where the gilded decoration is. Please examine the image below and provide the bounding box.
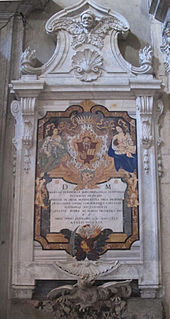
[35,101,139,257]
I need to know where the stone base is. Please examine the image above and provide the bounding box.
[8,298,164,319]
[8,301,53,319]
[126,298,164,319]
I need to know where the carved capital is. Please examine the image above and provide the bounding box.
[136,96,154,174]
[137,96,153,148]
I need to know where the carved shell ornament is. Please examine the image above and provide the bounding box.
[72,49,103,81]
[20,2,153,77]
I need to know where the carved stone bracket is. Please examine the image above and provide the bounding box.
[21,97,36,173]
[136,96,154,174]
[10,78,44,173]
[11,97,37,173]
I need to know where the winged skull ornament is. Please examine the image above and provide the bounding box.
[47,10,129,50]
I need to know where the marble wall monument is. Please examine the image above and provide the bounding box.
[9,0,163,317]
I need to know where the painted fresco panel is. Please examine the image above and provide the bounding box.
[34,101,139,260]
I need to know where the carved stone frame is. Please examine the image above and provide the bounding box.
[10,0,162,300]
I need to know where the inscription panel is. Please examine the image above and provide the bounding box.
[35,101,139,259]
[47,179,126,232]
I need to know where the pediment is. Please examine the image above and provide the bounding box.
[20,0,153,85]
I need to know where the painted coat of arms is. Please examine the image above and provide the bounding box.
[35,101,138,260]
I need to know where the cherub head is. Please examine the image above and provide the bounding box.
[81,10,96,30]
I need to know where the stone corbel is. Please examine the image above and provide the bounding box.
[136,96,154,174]
[11,97,37,173]
[21,97,36,173]
[10,78,44,173]
[160,20,170,92]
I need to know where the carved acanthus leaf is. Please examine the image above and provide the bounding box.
[139,46,152,65]
[72,49,103,81]
[131,46,153,74]
[21,47,42,75]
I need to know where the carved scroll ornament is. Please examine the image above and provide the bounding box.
[136,96,153,174]
[20,2,153,81]
[11,97,37,173]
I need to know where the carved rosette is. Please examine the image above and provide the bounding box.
[72,49,103,81]
[136,96,153,174]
